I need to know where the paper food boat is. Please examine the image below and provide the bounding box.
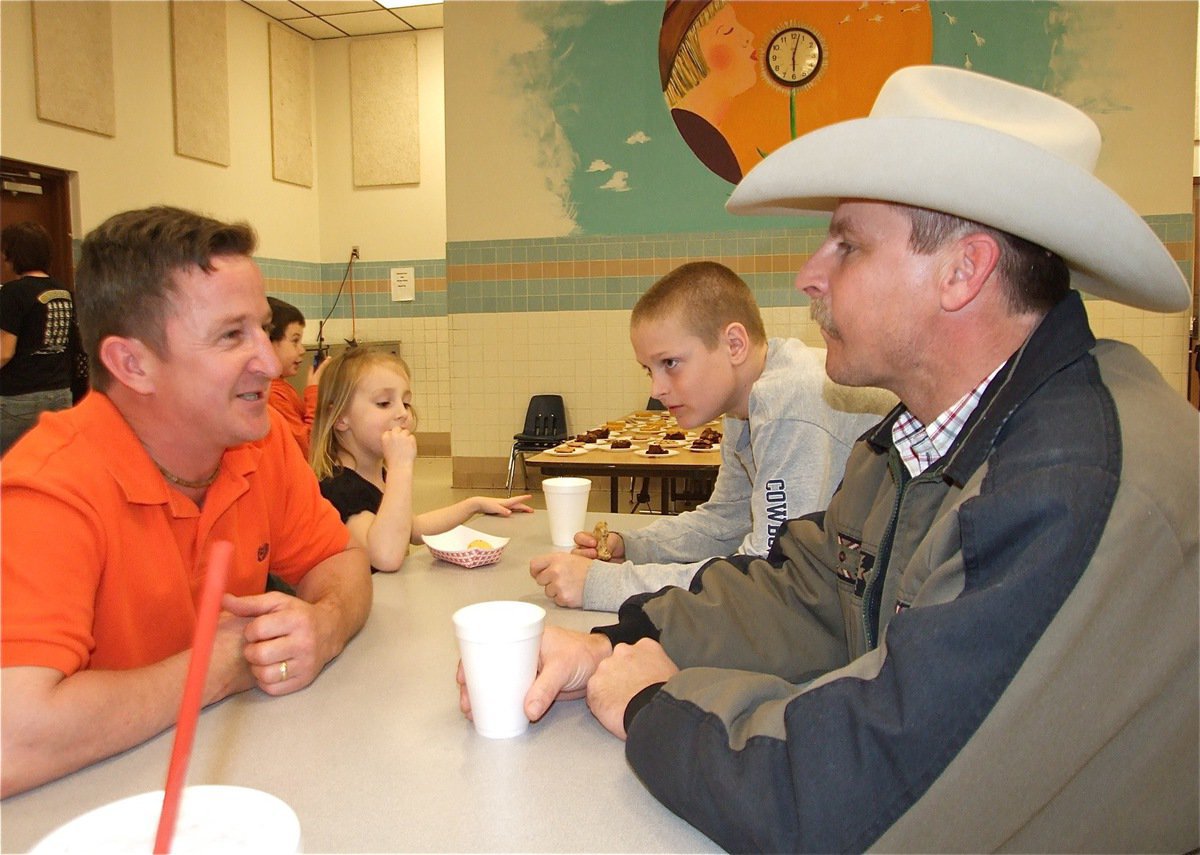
[423,525,510,568]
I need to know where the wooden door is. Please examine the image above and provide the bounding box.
[0,158,75,290]
[1190,177,1199,410]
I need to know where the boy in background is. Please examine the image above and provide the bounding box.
[530,261,894,611]
[266,296,324,458]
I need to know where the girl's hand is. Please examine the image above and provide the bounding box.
[474,495,534,516]
[381,427,418,470]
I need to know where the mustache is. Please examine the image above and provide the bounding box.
[809,298,837,337]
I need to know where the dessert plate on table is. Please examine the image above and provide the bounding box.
[635,448,678,458]
[547,445,589,456]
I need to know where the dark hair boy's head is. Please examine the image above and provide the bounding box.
[267,296,306,341]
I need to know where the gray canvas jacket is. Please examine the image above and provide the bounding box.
[597,292,1199,852]
[585,338,894,611]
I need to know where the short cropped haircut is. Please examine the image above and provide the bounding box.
[900,204,1070,315]
[631,260,766,349]
[75,206,257,392]
[1,221,53,275]
[267,296,306,342]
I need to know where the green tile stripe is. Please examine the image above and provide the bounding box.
[260,256,447,320]
[447,215,1193,314]
[87,212,1186,323]
[446,227,822,313]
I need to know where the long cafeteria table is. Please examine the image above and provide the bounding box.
[0,511,721,853]
[526,446,720,514]
[525,414,722,514]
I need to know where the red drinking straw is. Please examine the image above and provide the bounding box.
[153,540,233,854]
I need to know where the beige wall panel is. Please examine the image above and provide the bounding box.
[350,33,420,186]
[314,30,446,261]
[171,1,230,166]
[268,22,314,187]
[31,1,115,137]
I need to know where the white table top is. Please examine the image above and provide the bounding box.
[0,511,720,853]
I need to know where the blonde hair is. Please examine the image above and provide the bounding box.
[664,0,725,106]
[309,347,415,480]
[631,260,766,349]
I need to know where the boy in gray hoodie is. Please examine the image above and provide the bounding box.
[530,261,894,611]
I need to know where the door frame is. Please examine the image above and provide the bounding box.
[0,157,75,291]
[1189,177,1199,410]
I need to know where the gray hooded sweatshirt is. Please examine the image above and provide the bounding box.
[582,338,895,611]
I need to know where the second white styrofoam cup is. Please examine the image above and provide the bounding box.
[541,477,591,547]
[453,600,546,738]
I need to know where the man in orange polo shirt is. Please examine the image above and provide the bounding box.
[0,206,372,797]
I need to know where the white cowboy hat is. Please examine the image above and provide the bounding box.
[726,65,1190,313]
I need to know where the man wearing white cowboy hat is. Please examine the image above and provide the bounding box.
[457,66,1199,850]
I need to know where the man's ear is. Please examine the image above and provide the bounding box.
[941,232,1001,313]
[722,322,751,365]
[98,336,157,395]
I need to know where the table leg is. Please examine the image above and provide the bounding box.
[610,476,620,513]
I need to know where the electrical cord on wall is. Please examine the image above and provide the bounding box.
[314,247,359,366]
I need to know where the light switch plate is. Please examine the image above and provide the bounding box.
[390,267,415,302]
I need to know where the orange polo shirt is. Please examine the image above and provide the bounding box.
[1,393,350,676]
[268,378,318,459]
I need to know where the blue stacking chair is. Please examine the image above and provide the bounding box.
[506,395,568,495]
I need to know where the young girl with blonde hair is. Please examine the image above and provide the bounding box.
[311,347,531,572]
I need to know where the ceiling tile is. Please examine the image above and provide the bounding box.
[244,1,310,21]
[391,4,441,29]
[242,0,442,37]
[282,15,347,38]
[328,9,414,35]
[293,0,379,15]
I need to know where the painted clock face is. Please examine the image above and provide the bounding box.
[766,27,822,86]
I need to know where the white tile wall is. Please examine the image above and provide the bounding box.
[315,316,453,432]
[1084,301,1192,394]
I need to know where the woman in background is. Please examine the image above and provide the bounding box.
[310,347,532,572]
[0,222,83,455]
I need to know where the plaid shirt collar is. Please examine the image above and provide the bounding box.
[892,365,1003,478]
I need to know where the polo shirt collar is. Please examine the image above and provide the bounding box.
[81,393,264,507]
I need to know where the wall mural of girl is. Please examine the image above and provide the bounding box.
[659,1,933,185]
[660,1,759,184]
